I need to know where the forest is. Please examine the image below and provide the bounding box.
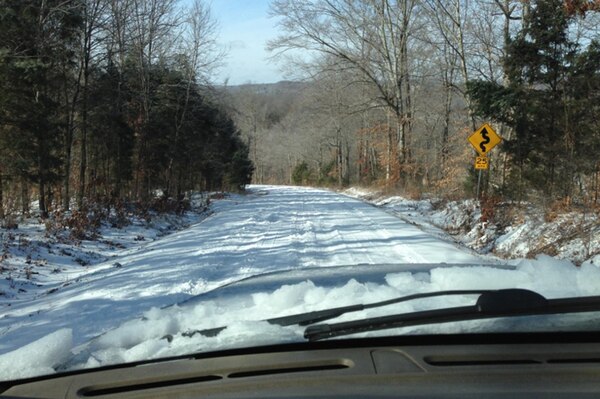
[1,0,600,223]
[228,0,600,207]
[0,0,253,220]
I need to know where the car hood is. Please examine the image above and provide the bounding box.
[180,262,514,305]
[7,260,600,380]
[62,263,514,369]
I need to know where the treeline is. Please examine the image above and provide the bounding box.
[231,0,599,205]
[0,0,253,219]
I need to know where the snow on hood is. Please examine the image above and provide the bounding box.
[0,329,73,381]
[3,256,600,381]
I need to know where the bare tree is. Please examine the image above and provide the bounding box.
[268,0,418,171]
[165,0,225,196]
[229,87,270,184]
[73,0,108,209]
[104,0,134,70]
[128,0,180,200]
[424,0,478,130]
[305,68,354,186]
[181,0,225,84]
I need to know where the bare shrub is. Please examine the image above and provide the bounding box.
[480,195,501,223]
[544,198,572,222]
[1,215,19,229]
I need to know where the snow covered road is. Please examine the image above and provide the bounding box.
[4,185,600,380]
[0,185,492,353]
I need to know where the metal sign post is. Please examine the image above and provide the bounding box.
[476,169,482,199]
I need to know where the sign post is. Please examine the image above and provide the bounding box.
[468,123,501,199]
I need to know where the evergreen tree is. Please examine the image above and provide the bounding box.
[226,140,254,191]
[87,63,135,200]
[0,1,82,216]
[468,0,599,201]
[568,40,600,181]
[0,0,252,216]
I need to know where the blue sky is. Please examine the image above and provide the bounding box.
[209,0,285,84]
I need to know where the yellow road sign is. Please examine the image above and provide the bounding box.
[475,156,489,170]
[469,123,502,156]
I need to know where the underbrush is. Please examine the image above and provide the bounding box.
[0,194,211,301]
[43,197,194,241]
[430,197,599,264]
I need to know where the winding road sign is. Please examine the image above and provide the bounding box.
[469,123,501,156]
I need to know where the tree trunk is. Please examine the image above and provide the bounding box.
[454,1,476,131]
[594,162,599,205]
[78,119,87,208]
[21,179,29,215]
[344,140,350,185]
[386,122,393,183]
[115,125,122,199]
[0,170,4,219]
[78,49,90,209]
[337,138,343,187]
[39,176,47,218]
[441,79,452,173]
[36,140,48,218]
[500,125,511,193]
[63,57,82,211]
[63,125,73,210]
[398,0,412,165]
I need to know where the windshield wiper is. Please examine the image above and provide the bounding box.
[304,289,600,341]
[180,290,492,339]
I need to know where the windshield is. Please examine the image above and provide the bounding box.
[1,0,600,383]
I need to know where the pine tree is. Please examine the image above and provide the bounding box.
[0,1,82,216]
[468,0,599,202]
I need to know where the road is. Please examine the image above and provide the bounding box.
[3,186,600,379]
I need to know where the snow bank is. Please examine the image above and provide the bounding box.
[344,188,600,265]
[60,256,600,374]
[0,329,72,380]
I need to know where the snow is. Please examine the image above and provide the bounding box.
[1,185,599,380]
[57,257,600,376]
[0,329,72,381]
[343,188,600,265]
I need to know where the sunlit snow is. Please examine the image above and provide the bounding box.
[1,185,599,380]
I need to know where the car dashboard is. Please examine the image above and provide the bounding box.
[2,333,600,398]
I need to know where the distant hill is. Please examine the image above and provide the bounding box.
[221,80,307,95]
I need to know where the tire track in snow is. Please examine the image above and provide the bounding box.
[321,196,375,266]
[336,200,427,264]
[347,201,428,263]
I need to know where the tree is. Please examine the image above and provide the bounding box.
[164,0,225,196]
[226,141,254,191]
[128,0,180,201]
[468,0,600,202]
[0,0,253,218]
[74,0,107,209]
[86,63,135,199]
[0,0,82,217]
[269,0,418,170]
[292,161,313,185]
